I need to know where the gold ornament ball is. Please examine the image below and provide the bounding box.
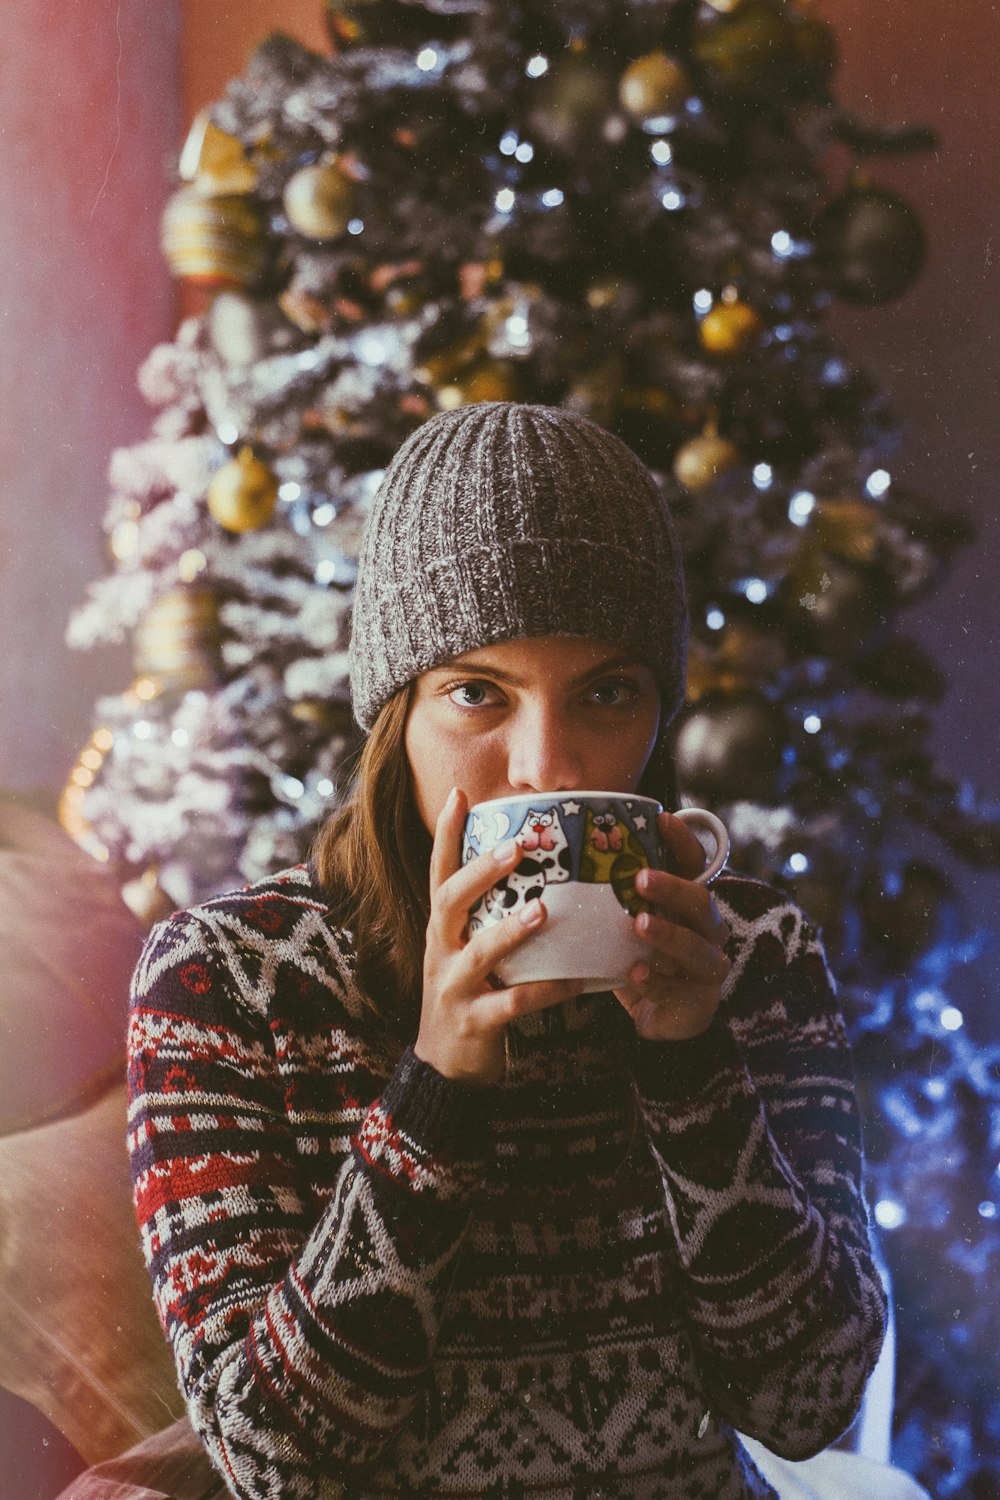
[691,1,797,97]
[120,867,177,929]
[324,0,379,49]
[673,431,742,492]
[786,551,886,655]
[436,361,520,410]
[206,447,279,533]
[815,497,880,567]
[527,53,618,154]
[179,112,258,196]
[161,185,267,288]
[283,159,356,241]
[133,588,221,690]
[619,52,691,122]
[698,299,764,356]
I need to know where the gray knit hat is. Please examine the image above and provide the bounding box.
[349,402,688,730]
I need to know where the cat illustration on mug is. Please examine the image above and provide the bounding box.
[467,805,572,932]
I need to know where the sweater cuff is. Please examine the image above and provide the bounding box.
[634,1014,746,1106]
[354,1047,495,1201]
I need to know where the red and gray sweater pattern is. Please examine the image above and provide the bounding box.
[127,866,886,1499]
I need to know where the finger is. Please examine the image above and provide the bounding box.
[452,896,553,987]
[470,976,581,1032]
[429,787,467,896]
[637,867,730,946]
[634,909,732,985]
[433,838,526,945]
[616,978,723,1041]
[658,811,710,882]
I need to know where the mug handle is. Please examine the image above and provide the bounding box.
[671,808,730,884]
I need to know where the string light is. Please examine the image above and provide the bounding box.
[788,491,816,526]
[874,1199,907,1230]
[357,333,388,365]
[178,549,208,582]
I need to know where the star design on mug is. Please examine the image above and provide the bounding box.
[560,800,581,816]
[633,814,648,831]
[470,812,488,845]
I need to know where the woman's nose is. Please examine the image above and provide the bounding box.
[506,706,582,793]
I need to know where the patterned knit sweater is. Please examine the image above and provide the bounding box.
[127,864,886,1500]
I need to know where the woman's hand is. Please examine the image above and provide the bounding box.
[414,787,580,1087]
[613,811,732,1042]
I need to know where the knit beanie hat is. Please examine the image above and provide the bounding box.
[349,402,688,730]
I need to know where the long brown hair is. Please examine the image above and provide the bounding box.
[311,683,431,1038]
[312,672,680,1038]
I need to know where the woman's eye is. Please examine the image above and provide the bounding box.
[447,681,499,708]
[589,677,639,707]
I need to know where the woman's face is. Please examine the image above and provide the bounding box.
[404,635,662,835]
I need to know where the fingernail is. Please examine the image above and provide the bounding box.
[520,899,544,927]
[632,962,650,985]
[494,838,519,862]
[636,911,651,934]
[636,867,650,892]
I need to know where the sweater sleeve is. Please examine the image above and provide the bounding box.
[633,878,887,1460]
[127,897,493,1499]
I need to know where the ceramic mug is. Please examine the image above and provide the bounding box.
[462,791,729,992]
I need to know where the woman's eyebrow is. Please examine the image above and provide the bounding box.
[427,654,649,689]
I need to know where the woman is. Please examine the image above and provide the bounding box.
[127,403,888,1499]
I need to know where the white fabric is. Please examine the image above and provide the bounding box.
[835,1233,896,1463]
[740,1437,930,1499]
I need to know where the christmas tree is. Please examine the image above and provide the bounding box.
[64,2,1000,1491]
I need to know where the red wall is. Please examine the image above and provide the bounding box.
[0,0,181,793]
[828,1,1000,793]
